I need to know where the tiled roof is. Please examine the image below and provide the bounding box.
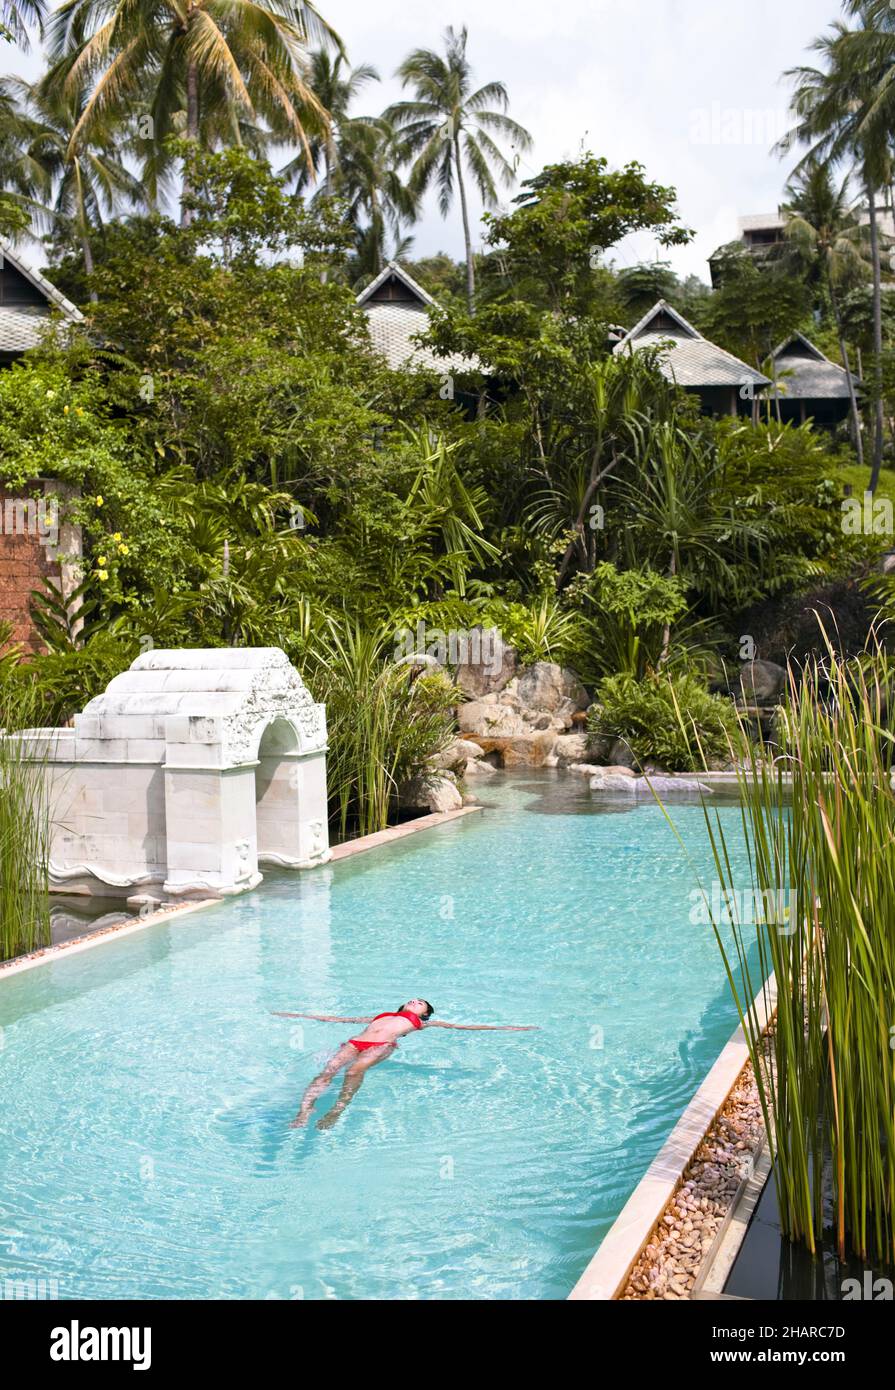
[738,212,787,233]
[357,261,482,376]
[613,300,770,389]
[356,259,437,308]
[0,304,61,354]
[363,302,481,375]
[0,240,83,355]
[767,332,856,401]
[0,239,83,320]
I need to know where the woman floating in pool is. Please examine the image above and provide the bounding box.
[274,999,537,1130]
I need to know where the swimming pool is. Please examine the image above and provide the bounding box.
[0,772,758,1301]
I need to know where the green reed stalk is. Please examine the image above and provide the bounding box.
[684,632,895,1265]
[0,682,51,962]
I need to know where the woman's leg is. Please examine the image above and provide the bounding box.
[316,1044,394,1130]
[291,1043,357,1127]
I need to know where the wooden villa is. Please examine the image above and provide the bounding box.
[765,332,858,427]
[612,300,769,416]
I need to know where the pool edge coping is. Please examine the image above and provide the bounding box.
[0,805,483,980]
[567,976,777,1301]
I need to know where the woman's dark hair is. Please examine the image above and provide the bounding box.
[399,1000,434,1019]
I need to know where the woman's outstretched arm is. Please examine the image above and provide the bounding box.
[426,1022,538,1031]
[272,1012,375,1023]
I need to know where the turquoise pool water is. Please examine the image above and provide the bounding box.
[0,772,757,1301]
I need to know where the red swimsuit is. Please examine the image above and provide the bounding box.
[348,1011,423,1051]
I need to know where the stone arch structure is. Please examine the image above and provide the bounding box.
[16,648,330,899]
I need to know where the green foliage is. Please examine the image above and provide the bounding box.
[588,671,741,771]
[487,594,586,666]
[565,563,687,681]
[301,619,457,838]
[483,153,691,314]
[702,246,812,369]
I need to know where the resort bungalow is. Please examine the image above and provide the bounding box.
[765,332,858,427]
[612,300,769,417]
[0,238,83,366]
[356,260,481,381]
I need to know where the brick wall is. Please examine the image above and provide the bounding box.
[0,485,81,655]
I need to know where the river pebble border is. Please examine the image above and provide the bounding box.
[620,1050,769,1300]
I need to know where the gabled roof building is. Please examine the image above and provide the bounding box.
[765,332,858,425]
[356,261,481,378]
[0,239,83,363]
[612,300,769,416]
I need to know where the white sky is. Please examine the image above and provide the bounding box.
[5,0,842,284]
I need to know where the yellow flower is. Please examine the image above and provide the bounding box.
[118,544,129,555]
[76,408,85,417]
[113,532,122,542]
[97,554,107,566]
[95,495,104,507]
[64,405,70,415]
[97,569,109,582]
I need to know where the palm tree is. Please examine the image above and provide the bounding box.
[781,9,892,490]
[336,119,418,278]
[783,160,869,464]
[43,0,342,224]
[0,0,44,50]
[385,25,532,312]
[0,77,145,297]
[280,48,378,197]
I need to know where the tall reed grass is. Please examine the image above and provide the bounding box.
[683,633,895,1266]
[303,619,457,840]
[0,681,51,962]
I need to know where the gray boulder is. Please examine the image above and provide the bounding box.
[554,733,590,765]
[462,758,497,778]
[457,701,525,738]
[735,660,787,706]
[454,628,518,698]
[516,662,589,715]
[399,774,463,814]
[608,738,639,770]
[431,737,485,774]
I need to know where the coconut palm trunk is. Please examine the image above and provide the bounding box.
[828,273,864,467]
[453,132,475,311]
[867,180,885,492]
[179,58,200,227]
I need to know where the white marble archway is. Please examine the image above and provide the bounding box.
[13,648,330,900]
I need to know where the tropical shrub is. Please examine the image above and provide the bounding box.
[588,671,742,770]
